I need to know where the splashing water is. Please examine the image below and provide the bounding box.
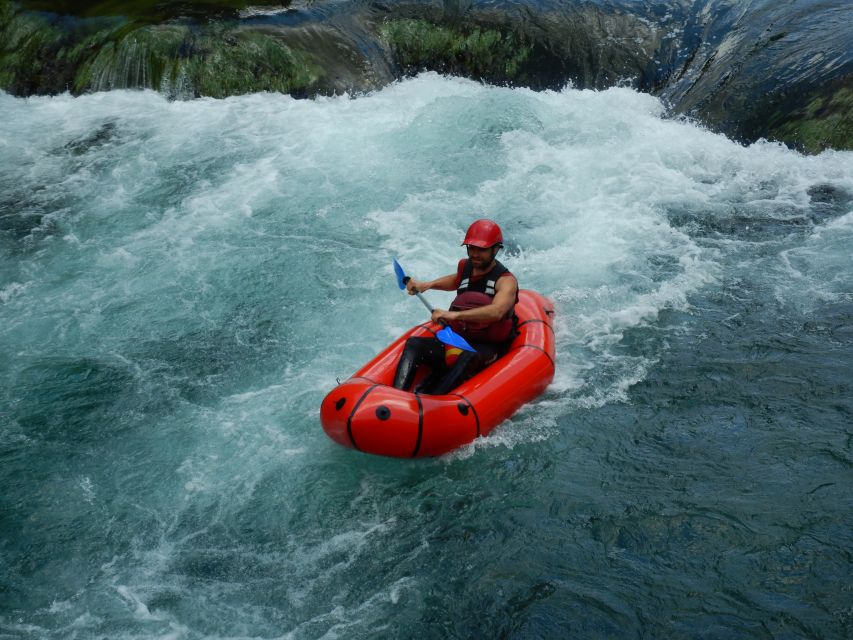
[1,74,852,638]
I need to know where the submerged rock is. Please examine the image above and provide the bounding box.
[0,0,850,152]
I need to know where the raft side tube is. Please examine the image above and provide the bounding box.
[319,379,372,450]
[457,344,554,438]
[346,385,423,457]
[413,394,480,457]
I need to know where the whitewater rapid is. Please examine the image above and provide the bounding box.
[1,74,851,639]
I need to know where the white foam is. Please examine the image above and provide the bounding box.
[0,282,27,303]
[2,75,853,636]
[116,585,158,620]
[775,210,853,308]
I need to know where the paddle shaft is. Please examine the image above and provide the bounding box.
[413,291,435,314]
[402,276,436,314]
[400,270,476,352]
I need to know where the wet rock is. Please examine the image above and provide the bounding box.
[0,0,850,151]
[654,0,853,152]
[375,2,665,91]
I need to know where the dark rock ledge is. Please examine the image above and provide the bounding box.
[1,0,850,153]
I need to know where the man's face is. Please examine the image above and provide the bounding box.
[466,244,497,268]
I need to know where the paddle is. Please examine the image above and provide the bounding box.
[393,258,476,352]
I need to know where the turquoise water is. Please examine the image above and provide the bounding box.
[1,75,852,638]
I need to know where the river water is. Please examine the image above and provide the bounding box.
[1,75,852,638]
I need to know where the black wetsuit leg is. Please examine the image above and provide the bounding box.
[426,341,504,395]
[392,336,445,391]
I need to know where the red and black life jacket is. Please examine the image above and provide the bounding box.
[448,259,518,343]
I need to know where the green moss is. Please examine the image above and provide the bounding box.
[0,9,64,92]
[378,18,532,81]
[178,30,322,98]
[72,24,186,92]
[18,1,287,22]
[0,0,131,94]
[2,1,319,97]
[69,25,324,97]
[1,1,321,98]
[773,84,853,153]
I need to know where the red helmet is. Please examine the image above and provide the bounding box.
[462,219,503,248]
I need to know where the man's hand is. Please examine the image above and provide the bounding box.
[431,309,458,324]
[406,279,423,295]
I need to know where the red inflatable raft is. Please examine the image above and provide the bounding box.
[320,290,556,457]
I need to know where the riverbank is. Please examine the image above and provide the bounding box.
[1,1,850,152]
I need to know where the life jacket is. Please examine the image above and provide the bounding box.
[448,259,518,343]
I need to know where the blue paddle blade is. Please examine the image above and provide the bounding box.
[394,257,474,351]
[436,326,477,352]
[393,258,407,290]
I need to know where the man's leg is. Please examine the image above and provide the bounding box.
[427,342,502,395]
[392,336,444,391]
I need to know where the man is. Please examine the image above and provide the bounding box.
[393,218,519,395]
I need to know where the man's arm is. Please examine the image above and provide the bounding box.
[431,275,518,324]
[406,273,458,294]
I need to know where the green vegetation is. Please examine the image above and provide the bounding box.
[70,24,185,93]
[772,83,853,153]
[0,1,103,94]
[378,18,533,81]
[178,30,321,98]
[18,1,288,21]
[70,25,322,97]
[0,0,321,97]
